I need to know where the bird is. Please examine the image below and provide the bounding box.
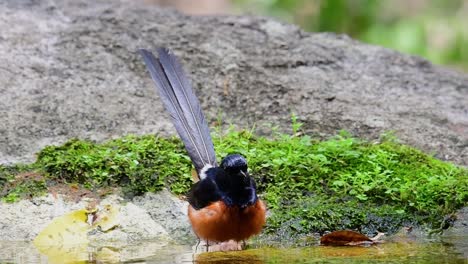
[139,48,266,250]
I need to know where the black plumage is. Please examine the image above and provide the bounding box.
[140,48,258,210]
[188,156,258,209]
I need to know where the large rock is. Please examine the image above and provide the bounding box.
[0,0,467,166]
[0,191,191,242]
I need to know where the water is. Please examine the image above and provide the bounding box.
[1,237,466,263]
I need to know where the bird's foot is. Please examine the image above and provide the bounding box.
[208,240,242,252]
[193,240,243,253]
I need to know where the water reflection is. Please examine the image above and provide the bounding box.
[192,243,467,263]
[1,238,466,263]
[1,241,192,263]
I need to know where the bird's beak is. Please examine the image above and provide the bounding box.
[240,170,248,178]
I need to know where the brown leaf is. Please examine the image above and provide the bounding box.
[320,230,373,246]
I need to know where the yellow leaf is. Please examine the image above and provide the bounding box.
[33,209,91,263]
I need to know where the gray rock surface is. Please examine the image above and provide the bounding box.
[0,0,467,167]
[0,194,87,241]
[133,190,192,243]
[0,191,191,242]
[442,206,468,258]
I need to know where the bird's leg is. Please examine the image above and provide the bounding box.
[195,236,201,253]
[242,240,247,249]
[205,239,209,252]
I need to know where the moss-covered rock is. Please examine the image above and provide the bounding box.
[1,129,467,244]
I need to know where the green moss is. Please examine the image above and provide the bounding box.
[0,164,46,202]
[35,135,193,196]
[1,127,466,241]
[215,128,467,239]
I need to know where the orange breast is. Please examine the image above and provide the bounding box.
[188,200,266,242]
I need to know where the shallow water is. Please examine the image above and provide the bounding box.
[1,236,466,263]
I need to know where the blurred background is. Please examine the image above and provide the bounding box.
[150,0,468,72]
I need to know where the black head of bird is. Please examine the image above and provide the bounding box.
[221,154,248,180]
[215,154,257,208]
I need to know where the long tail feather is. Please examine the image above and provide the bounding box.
[139,48,217,178]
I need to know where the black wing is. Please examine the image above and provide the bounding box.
[139,48,217,177]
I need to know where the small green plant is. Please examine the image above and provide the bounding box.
[290,112,303,136]
[0,164,46,202]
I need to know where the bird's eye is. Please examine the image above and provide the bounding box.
[240,165,248,173]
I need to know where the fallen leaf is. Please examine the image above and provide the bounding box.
[320,230,383,246]
[33,209,91,263]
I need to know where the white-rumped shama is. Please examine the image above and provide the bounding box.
[139,48,266,248]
